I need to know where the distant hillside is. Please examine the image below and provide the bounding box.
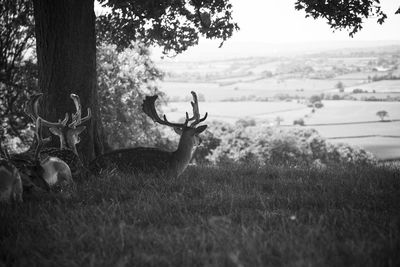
[152,40,400,62]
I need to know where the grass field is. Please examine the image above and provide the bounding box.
[165,101,308,123]
[159,78,366,101]
[345,80,400,93]
[328,136,400,160]
[166,100,400,124]
[1,164,399,266]
[160,77,400,101]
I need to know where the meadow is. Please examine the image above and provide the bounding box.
[1,163,399,267]
[165,100,400,124]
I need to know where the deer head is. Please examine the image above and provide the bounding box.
[25,93,91,155]
[142,91,208,148]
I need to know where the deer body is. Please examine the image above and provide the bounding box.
[40,148,85,179]
[90,128,203,177]
[24,93,91,180]
[41,156,73,187]
[90,91,207,178]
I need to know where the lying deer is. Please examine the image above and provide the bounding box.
[24,93,91,180]
[9,118,73,193]
[90,91,208,178]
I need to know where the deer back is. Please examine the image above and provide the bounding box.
[90,147,175,175]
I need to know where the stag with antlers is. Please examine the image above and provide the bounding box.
[8,118,72,196]
[23,93,91,180]
[90,91,208,178]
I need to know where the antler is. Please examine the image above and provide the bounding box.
[69,94,91,128]
[33,118,43,160]
[142,91,208,129]
[142,95,190,128]
[189,91,208,127]
[25,93,69,128]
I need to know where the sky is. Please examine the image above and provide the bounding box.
[228,0,400,43]
[152,0,400,60]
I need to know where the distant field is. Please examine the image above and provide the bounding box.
[345,80,400,93]
[165,101,308,123]
[308,122,400,138]
[328,136,400,160]
[159,77,365,101]
[166,100,400,124]
[166,100,400,159]
[160,76,400,101]
[305,100,400,124]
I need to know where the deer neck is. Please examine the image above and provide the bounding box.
[173,133,196,174]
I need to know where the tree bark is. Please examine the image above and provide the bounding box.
[32,0,104,163]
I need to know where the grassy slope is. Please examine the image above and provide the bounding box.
[1,164,400,267]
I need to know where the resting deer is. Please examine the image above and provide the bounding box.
[0,143,23,203]
[10,118,73,193]
[90,91,208,178]
[24,93,91,180]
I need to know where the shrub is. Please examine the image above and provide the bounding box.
[205,122,376,167]
[314,101,324,108]
[97,43,169,150]
[293,118,305,126]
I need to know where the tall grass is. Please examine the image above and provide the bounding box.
[1,163,399,267]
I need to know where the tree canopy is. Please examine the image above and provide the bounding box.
[96,0,239,54]
[295,0,391,36]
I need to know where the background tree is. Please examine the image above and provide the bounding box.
[376,110,389,121]
[335,81,344,92]
[32,0,238,163]
[0,0,36,144]
[97,43,173,151]
[309,94,322,104]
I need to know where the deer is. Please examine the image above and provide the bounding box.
[24,93,91,180]
[0,143,23,203]
[9,118,73,193]
[90,91,208,178]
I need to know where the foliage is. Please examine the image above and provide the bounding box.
[202,121,376,167]
[97,43,173,150]
[192,129,220,164]
[295,0,388,36]
[376,110,389,121]
[309,94,323,104]
[0,0,37,141]
[293,118,305,126]
[352,88,367,94]
[313,101,324,109]
[335,81,344,92]
[96,0,239,54]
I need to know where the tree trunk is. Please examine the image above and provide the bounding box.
[32,0,104,163]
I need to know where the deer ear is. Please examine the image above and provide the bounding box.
[73,126,86,135]
[49,127,62,136]
[173,127,183,135]
[195,125,207,134]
